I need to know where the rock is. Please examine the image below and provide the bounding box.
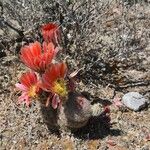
[0,49,6,58]
[7,20,21,38]
[0,29,4,36]
[122,92,149,111]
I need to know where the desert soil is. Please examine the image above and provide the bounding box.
[0,0,150,150]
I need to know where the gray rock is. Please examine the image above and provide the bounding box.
[122,92,149,111]
[0,29,4,36]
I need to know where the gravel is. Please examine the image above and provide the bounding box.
[0,0,150,149]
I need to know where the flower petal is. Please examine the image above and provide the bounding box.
[59,62,67,78]
[41,23,59,42]
[18,92,28,103]
[51,94,60,109]
[30,41,41,57]
[20,41,56,73]
[20,72,37,87]
[24,96,30,106]
[41,63,68,93]
[18,92,31,106]
[15,83,28,91]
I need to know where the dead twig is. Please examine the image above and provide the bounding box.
[109,80,150,90]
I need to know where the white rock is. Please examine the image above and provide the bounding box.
[122,92,148,111]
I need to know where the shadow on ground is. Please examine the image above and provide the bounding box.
[72,114,122,140]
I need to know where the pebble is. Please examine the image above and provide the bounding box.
[122,92,149,111]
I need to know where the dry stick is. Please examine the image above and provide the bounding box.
[2,19,24,36]
[109,80,150,90]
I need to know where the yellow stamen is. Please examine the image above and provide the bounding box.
[52,79,68,97]
[28,85,37,97]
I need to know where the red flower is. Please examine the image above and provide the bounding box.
[41,62,68,109]
[20,41,57,73]
[15,72,39,106]
[41,23,60,44]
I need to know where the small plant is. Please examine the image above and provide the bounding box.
[15,22,110,131]
[15,23,75,109]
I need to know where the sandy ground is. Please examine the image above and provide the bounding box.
[0,0,150,149]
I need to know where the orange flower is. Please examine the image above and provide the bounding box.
[20,41,57,73]
[42,62,68,96]
[41,62,68,109]
[15,72,39,106]
[41,23,60,44]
